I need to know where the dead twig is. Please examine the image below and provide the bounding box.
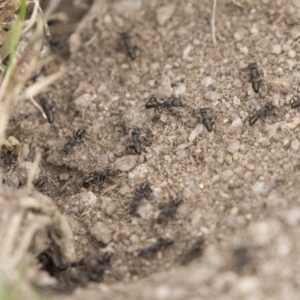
[212,0,217,45]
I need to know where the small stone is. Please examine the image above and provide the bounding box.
[287,59,296,69]
[183,45,193,58]
[188,124,203,142]
[122,105,155,130]
[271,44,282,55]
[176,149,188,159]
[112,0,142,14]
[226,141,240,154]
[156,4,176,26]
[252,181,270,194]
[268,75,293,94]
[233,96,241,106]
[97,84,107,94]
[230,118,243,128]
[193,39,200,45]
[136,201,153,219]
[249,221,277,246]
[101,197,116,216]
[59,173,69,181]
[173,83,186,97]
[74,93,94,110]
[240,46,248,55]
[291,139,300,150]
[233,32,242,42]
[201,76,217,87]
[222,170,234,181]
[291,25,300,40]
[114,155,138,172]
[292,0,300,8]
[286,117,300,130]
[89,221,112,244]
[155,76,173,98]
[288,49,296,58]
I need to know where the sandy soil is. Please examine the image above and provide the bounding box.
[5,0,300,299]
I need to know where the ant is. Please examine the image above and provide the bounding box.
[145,97,183,112]
[83,168,118,188]
[247,102,275,126]
[40,98,55,124]
[63,129,85,154]
[290,97,300,109]
[34,178,46,190]
[120,32,136,60]
[129,128,143,155]
[239,62,264,94]
[139,238,174,258]
[0,148,18,173]
[157,198,183,224]
[182,237,205,265]
[199,108,214,132]
[130,182,151,211]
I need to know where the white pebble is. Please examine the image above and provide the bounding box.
[231,118,243,128]
[291,139,300,150]
[293,0,300,8]
[156,76,173,98]
[240,46,248,55]
[89,221,112,244]
[137,201,153,219]
[288,49,296,58]
[226,141,240,154]
[271,44,282,55]
[156,4,176,26]
[233,96,241,106]
[193,39,200,45]
[233,32,242,42]
[201,76,217,87]
[114,155,138,171]
[74,93,94,110]
[173,83,186,97]
[183,44,193,58]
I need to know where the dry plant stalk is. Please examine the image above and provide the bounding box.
[212,0,217,44]
[0,0,75,296]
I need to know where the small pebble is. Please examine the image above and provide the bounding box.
[233,32,242,42]
[201,77,217,87]
[271,44,282,55]
[292,0,300,8]
[230,118,243,128]
[233,96,241,106]
[156,4,176,26]
[173,83,186,97]
[89,221,112,244]
[74,93,94,110]
[291,139,300,151]
[226,141,240,154]
[288,49,296,58]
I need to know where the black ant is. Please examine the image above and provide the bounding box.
[34,178,46,190]
[0,148,18,173]
[290,97,300,109]
[129,128,143,155]
[145,97,183,112]
[40,98,55,124]
[157,198,183,224]
[139,238,174,258]
[83,168,118,188]
[199,108,214,132]
[63,129,85,154]
[130,182,151,211]
[239,62,264,94]
[182,238,205,265]
[247,103,275,126]
[120,32,136,60]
